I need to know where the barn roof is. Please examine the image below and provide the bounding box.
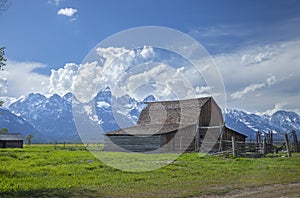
[225,126,248,137]
[106,97,213,136]
[137,97,211,126]
[105,124,195,136]
[145,97,211,106]
[0,133,23,141]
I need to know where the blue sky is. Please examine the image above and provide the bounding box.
[0,0,300,114]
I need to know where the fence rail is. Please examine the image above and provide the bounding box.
[205,137,299,157]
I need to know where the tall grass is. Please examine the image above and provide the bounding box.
[0,145,299,197]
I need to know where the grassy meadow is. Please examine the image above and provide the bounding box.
[0,145,299,197]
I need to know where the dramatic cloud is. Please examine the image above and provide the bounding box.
[240,45,278,66]
[231,75,277,99]
[4,39,296,115]
[49,63,79,96]
[48,46,200,103]
[114,63,195,100]
[0,60,49,99]
[140,46,155,59]
[47,39,300,114]
[49,46,150,102]
[214,39,300,113]
[57,8,78,21]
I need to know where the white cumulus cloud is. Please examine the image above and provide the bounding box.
[48,46,202,103]
[57,8,78,21]
[140,46,155,59]
[44,39,300,114]
[49,63,79,96]
[0,60,49,99]
[49,46,157,102]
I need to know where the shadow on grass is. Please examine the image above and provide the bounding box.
[0,188,103,198]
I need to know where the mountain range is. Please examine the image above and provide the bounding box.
[0,88,299,143]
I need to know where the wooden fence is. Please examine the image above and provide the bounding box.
[209,132,299,157]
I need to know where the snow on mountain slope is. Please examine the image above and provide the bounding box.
[0,108,46,142]
[9,93,80,142]
[7,88,155,142]
[224,109,300,140]
[4,89,300,143]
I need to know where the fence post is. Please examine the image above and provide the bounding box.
[262,137,267,157]
[256,131,261,143]
[219,126,224,152]
[270,131,273,153]
[292,130,298,152]
[284,133,292,157]
[232,136,237,157]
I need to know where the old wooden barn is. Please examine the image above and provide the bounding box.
[104,97,246,153]
[0,133,23,148]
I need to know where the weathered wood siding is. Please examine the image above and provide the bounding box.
[159,125,197,153]
[0,140,23,148]
[224,127,246,142]
[103,135,161,152]
[199,127,222,153]
[137,98,209,126]
[209,98,224,126]
[199,98,224,127]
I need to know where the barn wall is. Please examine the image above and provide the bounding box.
[6,140,23,148]
[208,98,224,126]
[199,99,211,126]
[199,128,222,153]
[159,132,175,153]
[199,98,224,127]
[0,141,5,148]
[168,125,197,153]
[0,140,23,148]
[104,135,161,152]
[224,128,246,142]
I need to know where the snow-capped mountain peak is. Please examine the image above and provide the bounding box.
[2,90,299,143]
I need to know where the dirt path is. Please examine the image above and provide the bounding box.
[200,183,300,198]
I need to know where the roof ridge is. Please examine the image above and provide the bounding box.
[145,96,212,104]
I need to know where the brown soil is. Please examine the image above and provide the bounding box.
[199,183,300,198]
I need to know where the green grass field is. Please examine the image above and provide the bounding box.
[0,145,299,197]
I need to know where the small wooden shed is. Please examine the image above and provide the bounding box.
[0,133,23,148]
[104,97,246,153]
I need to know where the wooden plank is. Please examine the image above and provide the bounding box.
[262,137,267,157]
[232,136,237,157]
[292,130,298,152]
[284,133,292,157]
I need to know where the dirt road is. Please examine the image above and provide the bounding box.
[200,183,300,198]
